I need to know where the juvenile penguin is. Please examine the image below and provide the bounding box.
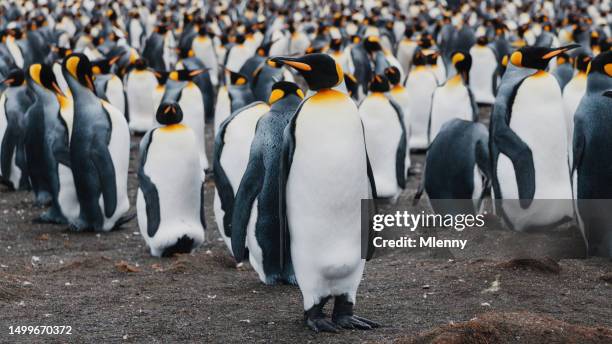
[231,82,303,285]
[62,53,131,231]
[359,74,407,201]
[572,51,612,257]
[385,66,411,175]
[92,55,126,119]
[270,53,379,332]
[213,100,270,254]
[429,51,478,143]
[490,45,578,231]
[405,50,438,151]
[126,59,158,133]
[159,69,208,170]
[469,37,498,104]
[0,69,30,190]
[27,64,78,224]
[415,119,490,215]
[138,102,206,257]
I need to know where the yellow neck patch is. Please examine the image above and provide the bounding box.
[29,64,42,85]
[159,124,186,132]
[66,56,80,78]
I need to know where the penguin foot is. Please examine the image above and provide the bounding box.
[283,274,298,286]
[332,314,380,330]
[34,210,67,225]
[34,192,52,207]
[113,213,137,230]
[305,317,339,333]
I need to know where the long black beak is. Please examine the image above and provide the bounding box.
[269,57,312,71]
[542,44,581,59]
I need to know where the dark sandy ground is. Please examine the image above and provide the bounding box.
[0,108,611,343]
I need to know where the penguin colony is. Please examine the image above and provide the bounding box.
[0,0,611,333]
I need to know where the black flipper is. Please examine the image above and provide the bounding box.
[0,123,17,185]
[91,132,118,218]
[231,128,264,262]
[200,181,206,230]
[137,130,161,237]
[390,99,407,189]
[360,118,378,261]
[468,87,479,122]
[603,90,612,99]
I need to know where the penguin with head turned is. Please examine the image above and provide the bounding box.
[160,69,209,171]
[0,69,31,191]
[563,53,592,146]
[176,47,216,123]
[552,53,574,90]
[429,50,478,143]
[213,94,270,255]
[385,66,411,175]
[269,53,379,332]
[226,70,256,112]
[26,63,79,224]
[62,53,131,232]
[572,51,612,257]
[490,44,579,231]
[137,102,206,257]
[231,81,304,285]
[92,55,126,120]
[358,74,407,202]
[469,36,498,105]
[405,49,438,151]
[125,58,158,133]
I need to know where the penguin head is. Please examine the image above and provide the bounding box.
[343,73,359,98]
[476,36,489,46]
[268,81,304,105]
[91,55,121,75]
[62,53,95,91]
[269,53,343,91]
[133,58,148,70]
[228,70,248,86]
[412,49,427,67]
[587,50,612,78]
[154,71,169,86]
[3,68,25,87]
[384,66,401,85]
[363,36,383,54]
[156,102,183,126]
[330,38,343,52]
[575,53,592,73]
[168,69,204,82]
[369,74,390,93]
[28,64,62,94]
[451,51,472,75]
[52,46,73,59]
[509,44,580,70]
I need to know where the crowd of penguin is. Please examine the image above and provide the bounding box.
[0,0,611,333]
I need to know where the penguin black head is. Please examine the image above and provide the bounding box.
[343,73,359,98]
[28,64,63,94]
[384,66,401,85]
[52,46,73,59]
[363,36,383,54]
[3,69,25,87]
[268,81,304,105]
[451,51,472,73]
[133,58,148,70]
[574,53,592,73]
[228,70,248,86]
[63,53,95,91]
[269,53,343,91]
[156,102,183,126]
[476,36,489,46]
[91,55,121,75]
[169,69,204,82]
[510,44,581,70]
[256,41,274,57]
[330,38,343,51]
[234,34,246,45]
[587,50,612,77]
[412,49,427,66]
[154,71,169,86]
[369,74,390,93]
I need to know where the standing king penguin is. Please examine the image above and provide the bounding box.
[231,81,303,285]
[573,51,612,257]
[490,45,578,231]
[270,53,379,332]
[138,102,206,257]
[359,74,407,201]
[0,69,30,191]
[62,53,131,232]
[405,50,438,151]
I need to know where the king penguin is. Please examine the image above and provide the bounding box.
[469,37,498,105]
[92,55,127,120]
[359,74,407,201]
[269,53,379,332]
[138,102,206,257]
[159,69,208,170]
[62,53,131,231]
[213,99,270,255]
[125,59,158,133]
[230,81,303,285]
[572,51,612,257]
[429,51,478,143]
[385,66,412,175]
[490,45,578,231]
[563,53,592,149]
[0,69,30,190]
[27,64,79,224]
[405,50,440,151]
